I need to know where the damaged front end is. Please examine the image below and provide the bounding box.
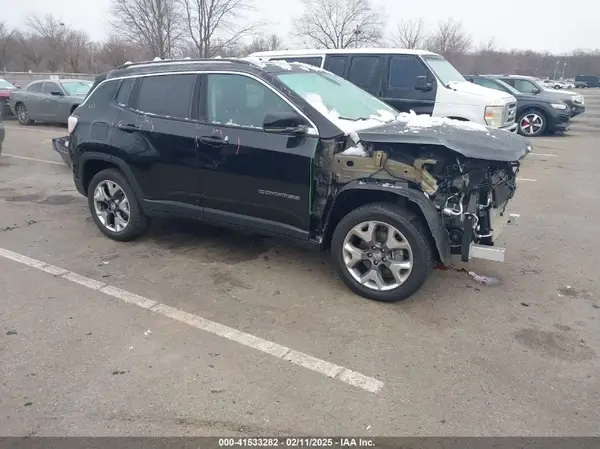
[313,121,531,265]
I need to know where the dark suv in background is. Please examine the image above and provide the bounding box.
[464,75,571,137]
[53,58,529,302]
[575,75,600,88]
[488,75,586,118]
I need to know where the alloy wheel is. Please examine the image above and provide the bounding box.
[93,180,131,232]
[520,113,544,136]
[17,104,28,123]
[342,220,413,291]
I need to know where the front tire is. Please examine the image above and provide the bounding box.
[331,202,435,302]
[87,168,149,241]
[16,103,33,125]
[517,110,547,137]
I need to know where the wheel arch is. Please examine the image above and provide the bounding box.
[78,150,144,200]
[322,181,451,264]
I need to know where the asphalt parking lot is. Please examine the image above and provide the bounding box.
[1,93,599,437]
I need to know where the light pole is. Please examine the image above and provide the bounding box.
[561,62,567,80]
[553,60,560,80]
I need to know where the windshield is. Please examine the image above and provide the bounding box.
[421,55,466,85]
[276,71,397,122]
[0,79,15,89]
[61,80,92,96]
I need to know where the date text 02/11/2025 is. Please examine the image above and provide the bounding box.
[218,437,375,447]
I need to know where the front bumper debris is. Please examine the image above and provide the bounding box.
[501,122,518,133]
[52,136,71,168]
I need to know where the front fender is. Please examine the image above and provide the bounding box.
[324,180,451,265]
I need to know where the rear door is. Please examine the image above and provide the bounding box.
[381,55,436,114]
[112,73,204,211]
[22,82,45,119]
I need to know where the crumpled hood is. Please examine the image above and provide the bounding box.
[447,81,516,105]
[356,115,532,162]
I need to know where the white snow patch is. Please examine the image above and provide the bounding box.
[268,60,293,71]
[396,111,489,132]
[340,145,367,156]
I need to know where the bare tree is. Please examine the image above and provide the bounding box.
[391,18,427,49]
[293,0,385,49]
[0,22,16,70]
[110,0,182,59]
[15,32,45,71]
[64,31,90,72]
[426,18,471,60]
[97,35,139,67]
[180,0,261,58]
[245,33,285,54]
[27,14,72,70]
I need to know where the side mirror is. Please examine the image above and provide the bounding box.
[532,88,540,94]
[263,111,305,134]
[415,76,432,91]
[50,91,63,96]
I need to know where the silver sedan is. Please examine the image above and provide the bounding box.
[9,78,92,125]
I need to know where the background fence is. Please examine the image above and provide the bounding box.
[1,72,96,88]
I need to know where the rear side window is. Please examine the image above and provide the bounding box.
[86,81,119,106]
[324,56,348,77]
[134,74,196,120]
[27,82,43,93]
[115,78,135,106]
[512,79,539,94]
[388,55,427,89]
[348,56,382,95]
[43,82,61,95]
[472,77,501,91]
[272,57,322,67]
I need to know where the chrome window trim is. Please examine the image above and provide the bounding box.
[78,70,319,136]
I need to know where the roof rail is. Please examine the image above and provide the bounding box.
[113,57,255,71]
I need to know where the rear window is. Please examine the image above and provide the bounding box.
[85,80,119,106]
[115,78,135,106]
[134,74,196,119]
[27,82,43,93]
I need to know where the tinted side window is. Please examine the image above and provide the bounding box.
[388,55,426,88]
[135,74,196,119]
[27,82,43,93]
[272,57,322,67]
[43,82,61,95]
[348,56,382,94]
[512,79,538,94]
[206,74,295,129]
[323,56,348,77]
[500,78,515,87]
[115,78,135,106]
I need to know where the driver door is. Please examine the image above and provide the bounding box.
[196,73,319,240]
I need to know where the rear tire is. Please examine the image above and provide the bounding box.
[16,103,33,125]
[87,168,149,242]
[330,202,435,302]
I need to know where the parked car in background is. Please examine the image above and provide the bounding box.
[562,80,576,88]
[0,78,18,116]
[56,57,529,302]
[465,75,571,137]
[488,75,585,117]
[575,75,600,87]
[541,79,565,89]
[9,78,92,126]
[249,49,518,132]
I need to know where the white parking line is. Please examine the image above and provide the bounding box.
[530,153,558,157]
[0,247,384,394]
[1,153,64,166]
[3,126,63,134]
[517,178,537,182]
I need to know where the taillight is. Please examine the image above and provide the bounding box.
[67,116,78,134]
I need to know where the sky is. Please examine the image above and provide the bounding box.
[0,0,597,54]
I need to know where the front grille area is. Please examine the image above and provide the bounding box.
[504,102,517,125]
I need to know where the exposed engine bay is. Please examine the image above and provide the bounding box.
[313,138,522,263]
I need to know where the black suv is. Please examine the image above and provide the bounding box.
[54,58,530,302]
[464,75,571,137]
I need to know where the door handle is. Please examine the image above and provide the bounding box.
[199,135,226,146]
[118,123,141,132]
